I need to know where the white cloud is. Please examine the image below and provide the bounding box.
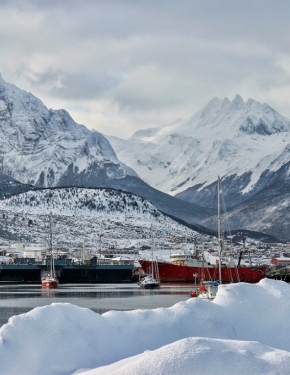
[1,0,290,137]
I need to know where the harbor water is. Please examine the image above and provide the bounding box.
[0,283,193,327]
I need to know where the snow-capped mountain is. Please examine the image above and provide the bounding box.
[109,95,290,241]
[108,94,290,197]
[0,73,137,187]
[1,73,289,241]
[0,187,201,249]
[0,74,215,235]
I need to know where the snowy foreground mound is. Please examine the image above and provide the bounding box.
[0,279,290,375]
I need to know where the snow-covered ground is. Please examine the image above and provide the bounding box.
[0,279,289,375]
[0,187,201,250]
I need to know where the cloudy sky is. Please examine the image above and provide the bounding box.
[1,0,290,138]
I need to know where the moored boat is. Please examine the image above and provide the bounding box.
[41,213,58,289]
[191,280,219,300]
[41,273,58,288]
[138,273,160,289]
[138,224,160,289]
[140,176,267,284]
[190,243,221,301]
[0,257,134,284]
[139,257,266,283]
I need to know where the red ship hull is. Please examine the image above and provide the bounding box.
[139,260,267,283]
[41,278,58,288]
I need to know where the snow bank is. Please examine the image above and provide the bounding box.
[0,279,289,375]
[77,338,290,375]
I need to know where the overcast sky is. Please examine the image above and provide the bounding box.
[1,0,290,138]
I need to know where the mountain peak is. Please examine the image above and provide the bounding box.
[233,94,244,104]
[0,74,138,188]
[202,94,290,136]
[207,97,221,106]
[246,98,255,106]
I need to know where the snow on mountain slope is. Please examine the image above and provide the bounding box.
[0,74,137,188]
[0,75,218,237]
[0,171,33,198]
[2,74,289,241]
[0,187,199,249]
[108,95,290,196]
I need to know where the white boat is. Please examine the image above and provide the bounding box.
[190,261,220,300]
[196,280,219,300]
[191,176,223,300]
[138,273,160,289]
[138,224,160,289]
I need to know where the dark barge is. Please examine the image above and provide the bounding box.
[0,257,134,284]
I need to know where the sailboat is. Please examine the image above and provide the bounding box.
[138,225,160,289]
[190,252,220,300]
[190,176,223,300]
[41,213,59,289]
[139,173,267,283]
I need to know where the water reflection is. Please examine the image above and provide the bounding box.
[41,289,57,298]
[0,283,193,327]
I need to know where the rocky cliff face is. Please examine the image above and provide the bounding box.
[0,74,137,188]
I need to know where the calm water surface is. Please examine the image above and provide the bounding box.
[0,283,193,327]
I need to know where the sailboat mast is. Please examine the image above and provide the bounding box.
[217,176,222,284]
[151,224,154,278]
[50,212,53,276]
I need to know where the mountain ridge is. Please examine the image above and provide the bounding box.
[0,74,215,236]
[108,94,290,195]
[0,73,289,241]
[0,73,138,188]
[0,186,202,249]
[108,95,290,241]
